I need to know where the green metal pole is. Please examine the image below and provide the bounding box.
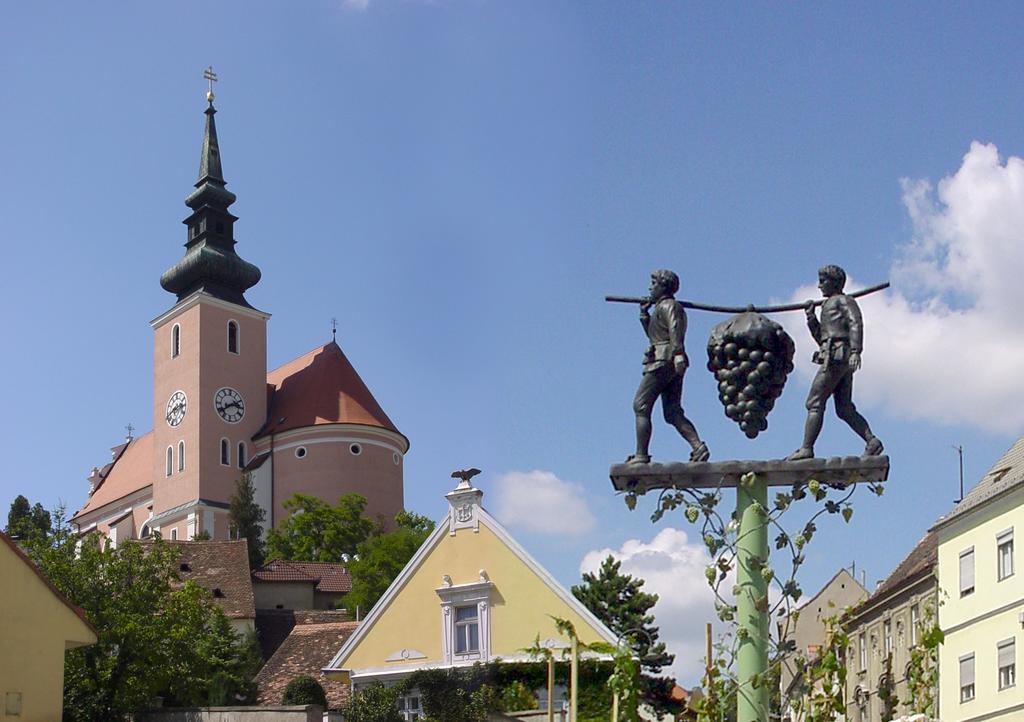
[736,474,769,722]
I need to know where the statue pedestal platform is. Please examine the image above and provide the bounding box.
[609,454,890,493]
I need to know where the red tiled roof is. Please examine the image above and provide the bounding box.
[253,560,352,594]
[255,618,359,709]
[165,540,255,619]
[260,341,402,439]
[1,531,98,640]
[73,432,154,520]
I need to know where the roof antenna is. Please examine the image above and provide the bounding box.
[331,317,337,342]
[953,444,964,504]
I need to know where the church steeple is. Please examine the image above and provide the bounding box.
[160,69,261,307]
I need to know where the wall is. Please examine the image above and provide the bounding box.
[253,582,315,611]
[134,706,321,722]
[0,541,96,722]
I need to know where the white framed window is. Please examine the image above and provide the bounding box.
[220,438,230,466]
[237,442,246,468]
[295,446,307,459]
[171,323,180,358]
[455,605,480,653]
[165,446,173,476]
[999,638,1016,690]
[960,653,975,702]
[910,604,919,647]
[437,576,492,664]
[350,443,362,456]
[998,528,1014,581]
[883,619,892,656]
[397,692,423,721]
[170,528,178,541]
[960,547,975,597]
[227,320,239,354]
[859,632,867,671]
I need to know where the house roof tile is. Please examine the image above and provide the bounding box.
[255,618,359,709]
[253,559,352,593]
[73,432,153,520]
[259,341,403,441]
[165,540,255,619]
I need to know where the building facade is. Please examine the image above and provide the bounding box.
[780,568,868,721]
[935,437,1024,721]
[71,91,408,542]
[843,530,938,722]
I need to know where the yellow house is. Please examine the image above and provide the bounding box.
[0,532,97,722]
[325,476,618,711]
[934,436,1024,721]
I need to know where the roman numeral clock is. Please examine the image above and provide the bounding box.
[214,387,245,423]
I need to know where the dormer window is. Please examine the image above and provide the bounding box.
[171,324,180,358]
[227,320,239,354]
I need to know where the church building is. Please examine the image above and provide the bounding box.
[71,86,408,543]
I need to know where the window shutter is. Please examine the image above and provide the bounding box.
[960,654,975,686]
[960,548,975,592]
[999,639,1015,668]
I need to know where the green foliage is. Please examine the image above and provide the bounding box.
[340,683,403,721]
[228,472,266,569]
[903,598,943,717]
[265,493,374,562]
[497,679,539,712]
[345,510,435,613]
[23,510,259,721]
[404,665,498,722]
[191,530,212,541]
[281,675,328,707]
[6,494,52,542]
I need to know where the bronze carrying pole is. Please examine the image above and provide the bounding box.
[605,281,889,313]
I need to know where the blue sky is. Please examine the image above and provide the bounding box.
[4,1,1024,683]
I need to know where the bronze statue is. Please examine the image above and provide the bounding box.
[788,265,884,460]
[628,270,710,465]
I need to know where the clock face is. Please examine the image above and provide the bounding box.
[166,391,187,427]
[214,387,245,423]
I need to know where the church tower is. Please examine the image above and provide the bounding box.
[150,80,269,540]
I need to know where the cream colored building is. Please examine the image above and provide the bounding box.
[780,568,868,720]
[325,477,618,717]
[934,437,1024,721]
[0,532,97,722]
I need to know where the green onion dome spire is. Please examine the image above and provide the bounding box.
[160,81,261,307]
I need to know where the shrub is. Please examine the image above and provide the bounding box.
[281,675,328,707]
[340,684,403,722]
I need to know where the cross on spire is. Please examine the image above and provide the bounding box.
[125,422,134,441]
[203,65,218,104]
[331,317,338,341]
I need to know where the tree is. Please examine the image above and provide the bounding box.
[23,510,260,720]
[6,494,52,542]
[339,683,403,722]
[265,493,374,562]
[228,472,266,568]
[572,556,679,716]
[572,555,673,673]
[344,511,435,613]
[281,675,328,707]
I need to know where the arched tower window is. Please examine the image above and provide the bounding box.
[178,440,185,472]
[166,446,173,476]
[220,438,230,466]
[237,442,246,468]
[171,324,180,358]
[227,320,239,354]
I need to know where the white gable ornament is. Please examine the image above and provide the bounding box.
[446,478,483,535]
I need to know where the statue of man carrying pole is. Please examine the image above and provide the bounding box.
[628,269,710,465]
[788,264,884,460]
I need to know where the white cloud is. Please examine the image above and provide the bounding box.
[781,142,1024,434]
[490,470,596,536]
[580,528,720,684]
